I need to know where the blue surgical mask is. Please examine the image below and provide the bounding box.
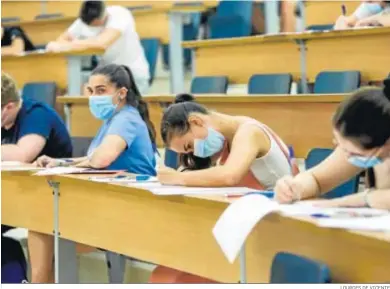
[194,127,225,158]
[348,155,382,169]
[89,95,118,120]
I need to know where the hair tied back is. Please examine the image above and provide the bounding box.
[175,93,195,104]
[384,77,390,101]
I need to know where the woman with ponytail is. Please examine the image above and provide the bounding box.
[30,64,156,283]
[275,78,390,209]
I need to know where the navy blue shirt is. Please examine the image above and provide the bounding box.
[87,105,156,176]
[1,99,72,159]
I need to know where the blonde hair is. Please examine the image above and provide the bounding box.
[1,71,20,107]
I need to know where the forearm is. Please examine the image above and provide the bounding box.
[2,145,32,163]
[1,46,21,56]
[180,166,239,187]
[332,189,390,210]
[67,39,105,51]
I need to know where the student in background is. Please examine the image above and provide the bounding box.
[275,78,390,209]
[151,93,297,283]
[1,26,35,56]
[46,0,150,94]
[30,64,157,283]
[355,3,390,27]
[334,1,389,29]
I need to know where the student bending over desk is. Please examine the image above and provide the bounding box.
[275,78,390,209]
[30,64,157,283]
[151,93,298,283]
[46,0,150,93]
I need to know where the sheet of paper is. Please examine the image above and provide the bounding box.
[34,167,89,176]
[148,186,259,196]
[89,176,158,183]
[316,215,390,232]
[1,161,25,166]
[212,194,278,263]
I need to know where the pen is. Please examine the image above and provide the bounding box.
[311,213,330,218]
[341,4,346,16]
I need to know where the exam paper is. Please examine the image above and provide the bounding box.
[145,186,259,196]
[34,167,89,176]
[1,162,42,171]
[212,194,390,263]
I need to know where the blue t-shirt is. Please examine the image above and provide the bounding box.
[1,99,72,159]
[87,105,156,176]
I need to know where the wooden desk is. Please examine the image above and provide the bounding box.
[1,170,53,235]
[2,49,103,94]
[305,1,360,27]
[52,174,390,283]
[58,94,345,158]
[183,28,390,83]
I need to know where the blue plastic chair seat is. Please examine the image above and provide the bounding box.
[190,76,228,94]
[248,74,292,94]
[314,71,361,94]
[22,82,57,108]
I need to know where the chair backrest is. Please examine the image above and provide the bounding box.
[248,74,292,94]
[270,252,331,283]
[314,71,361,94]
[22,82,57,108]
[1,17,20,23]
[34,13,64,20]
[164,149,179,170]
[305,148,359,199]
[71,137,93,158]
[209,0,252,39]
[306,24,334,31]
[140,38,160,85]
[190,76,228,94]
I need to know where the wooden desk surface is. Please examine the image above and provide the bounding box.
[183,28,390,83]
[57,94,346,157]
[50,174,390,283]
[2,49,104,90]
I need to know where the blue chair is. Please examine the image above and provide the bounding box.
[270,252,331,283]
[140,38,160,85]
[1,17,20,23]
[34,13,64,20]
[248,74,292,94]
[305,148,359,199]
[22,82,57,108]
[313,71,361,94]
[306,24,334,31]
[162,13,201,70]
[71,137,93,158]
[190,76,228,94]
[209,0,253,39]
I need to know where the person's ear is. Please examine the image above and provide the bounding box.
[188,114,205,128]
[119,88,128,101]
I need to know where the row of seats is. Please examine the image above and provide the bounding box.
[191,70,362,94]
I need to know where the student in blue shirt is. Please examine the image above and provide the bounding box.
[1,72,72,161]
[30,64,157,283]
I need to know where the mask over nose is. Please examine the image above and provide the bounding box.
[89,93,120,120]
[193,127,225,158]
[347,155,382,168]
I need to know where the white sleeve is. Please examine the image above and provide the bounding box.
[105,8,132,33]
[353,3,383,20]
[67,19,83,38]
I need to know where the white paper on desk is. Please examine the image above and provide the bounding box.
[1,161,25,166]
[34,167,88,176]
[89,176,158,183]
[148,186,258,196]
[317,215,390,232]
[213,194,279,263]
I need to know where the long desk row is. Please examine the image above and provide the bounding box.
[58,94,344,158]
[184,27,390,83]
[2,169,390,283]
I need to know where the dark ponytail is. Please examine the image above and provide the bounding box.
[91,64,156,145]
[333,77,390,149]
[161,93,211,171]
